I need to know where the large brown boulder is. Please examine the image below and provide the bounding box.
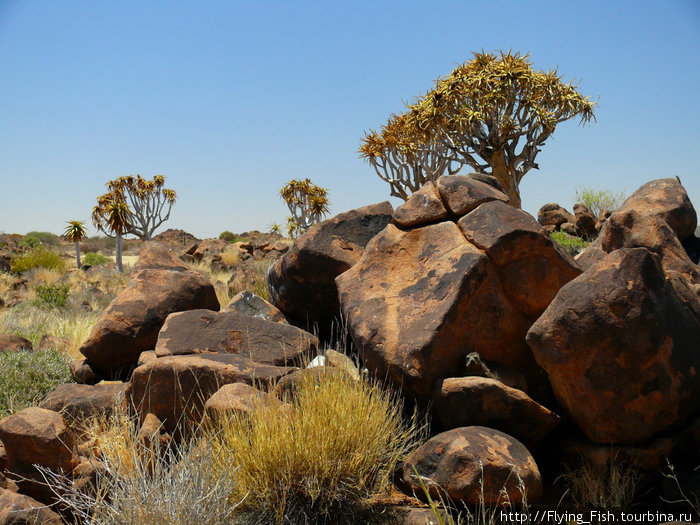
[203,383,287,422]
[432,377,560,446]
[402,426,542,506]
[537,203,575,229]
[527,247,700,444]
[573,203,597,239]
[79,242,220,380]
[0,408,78,503]
[223,290,287,323]
[338,179,580,401]
[154,309,317,365]
[128,353,295,433]
[268,202,393,337]
[0,488,62,524]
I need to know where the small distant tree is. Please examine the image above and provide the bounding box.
[360,50,597,207]
[105,175,176,240]
[63,220,88,268]
[92,195,132,274]
[574,186,626,217]
[280,179,330,238]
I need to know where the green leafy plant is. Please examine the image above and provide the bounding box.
[19,233,42,248]
[34,283,70,308]
[83,252,111,266]
[218,231,248,243]
[0,349,73,418]
[574,186,626,217]
[10,246,65,274]
[550,231,589,256]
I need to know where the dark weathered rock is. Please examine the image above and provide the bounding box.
[436,175,509,216]
[129,354,295,433]
[0,335,32,353]
[432,377,560,446]
[39,383,127,423]
[136,413,172,452]
[616,177,697,241]
[0,488,62,524]
[537,203,575,229]
[268,202,393,336]
[191,238,228,262]
[458,200,581,317]
[223,290,287,323]
[338,221,530,400]
[403,427,542,506]
[69,359,101,385]
[154,309,317,366]
[560,222,578,236]
[573,203,597,239]
[80,242,220,380]
[393,182,449,228]
[527,248,700,444]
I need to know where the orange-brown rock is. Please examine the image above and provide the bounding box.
[338,221,531,400]
[432,377,560,446]
[79,242,219,380]
[203,383,286,422]
[0,488,62,524]
[136,413,172,452]
[573,203,597,239]
[616,177,697,241]
[458,200,581,317]
[393,181,448,228]
[0,335,32,353]
[537,203,574,229]
[154,309,316,365]
[38,383,127,423]
[128,353,295,433]
[268,202,393,338]
[402,426,542,506]
[223,290,287,323]
[436,175,509,216]
[69,359,101,385]
[527,248,700,444]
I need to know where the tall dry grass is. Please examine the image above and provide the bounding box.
[206,368,423,524]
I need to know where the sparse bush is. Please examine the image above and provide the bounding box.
[219,231,247,243]
[84,252,111,266]
[34,283,70,308]
[207,367,422,524]
[19,233,42,248]
[0,348,72,418]
[27,231,60,246]
[574,185,626,217]
[10,246,65,274]
[550,230,589,257]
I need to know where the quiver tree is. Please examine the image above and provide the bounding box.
[106,175,176,240]
[361,51,596,207]
[92,192,133,274]
[280,179,330,238]
[63,220,87,268]
[359,113,465,200]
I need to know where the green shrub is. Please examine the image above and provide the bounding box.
[0,348,73,418]
[23,231,60,247]
[10,247,65,274]
[218,230,247,243]
[84,251,111,266]
[19,233,42,248]
[574,186,626,217]
[34,283,70,308]
[550,231,589,256]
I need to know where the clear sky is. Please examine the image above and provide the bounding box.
[1,1,698,239]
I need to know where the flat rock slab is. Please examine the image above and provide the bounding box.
[129,353,295,433]
[154,309,317,366]
[39,383,127,422]
[80,242,220,380]
[527,247,700,444]
[403,426,542,506]
[432,377,560,446]
[223,290,287,323]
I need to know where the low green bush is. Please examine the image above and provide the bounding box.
[219,230,247,243]
[0,348,73,418]
[84,251,111,266]
[10,247,65,274]
[574,186,626,217]
[550,231,589,256]
[34,283,70,308]
[19,233,42,248]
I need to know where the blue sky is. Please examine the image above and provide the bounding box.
[1,1,698,238]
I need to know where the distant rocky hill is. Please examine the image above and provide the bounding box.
[152,229,200,247]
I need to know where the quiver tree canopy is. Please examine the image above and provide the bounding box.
[360,51,596,207]
[280,178,330,238]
